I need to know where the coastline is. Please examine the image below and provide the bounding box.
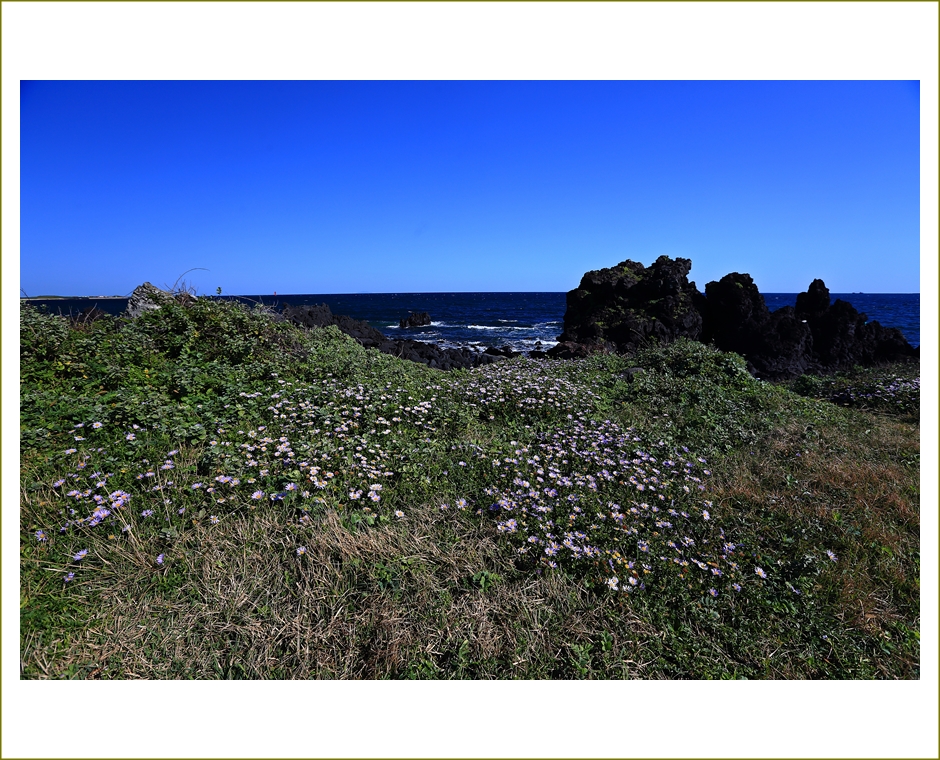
[21,295,125,300]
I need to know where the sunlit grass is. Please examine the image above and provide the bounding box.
[20,299,919,678]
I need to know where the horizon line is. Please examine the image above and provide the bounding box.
[20,290,923,299]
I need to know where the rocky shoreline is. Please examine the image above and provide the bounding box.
[116,282,502,371]
[282,303,502,371]
[117,265,918,379]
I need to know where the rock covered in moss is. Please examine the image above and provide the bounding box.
[552,258,917,380]
[548,255,705,356]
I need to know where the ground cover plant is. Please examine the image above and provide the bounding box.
[788,362,920,419]
[20,298,920,678]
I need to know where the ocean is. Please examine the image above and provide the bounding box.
[22,291,920,352]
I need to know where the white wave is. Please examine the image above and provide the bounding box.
[509,337,559,347]
[411,336,560,353]
[497,319,518,323]
[413,338,464,350]
[467,324,508,331]
[392,321,444,329]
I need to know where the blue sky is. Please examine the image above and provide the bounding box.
[5,5,939,759]
[21,80,920,296]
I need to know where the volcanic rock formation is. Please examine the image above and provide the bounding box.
[399,311,432,328]
[549,257,917,380]
[551,256,706,354]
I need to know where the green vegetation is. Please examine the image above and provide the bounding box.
[20,298,920,679]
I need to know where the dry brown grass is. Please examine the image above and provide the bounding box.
[706,409,919,660]
[22,498,663,679]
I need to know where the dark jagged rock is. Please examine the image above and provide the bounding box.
[280,303,333,329]
[528,341,548,359]
[756,306,815,379]
[484,345,521,358]
[703,275,916,379]
[283,303,500,371]
[700,273,814,379]
[399,311,431,328]
[700,273,770,351]
[553,257,917,380]
[794,281,917,370]
[794,278,831,321]
[555,255,704,354]
[546,341,609,359]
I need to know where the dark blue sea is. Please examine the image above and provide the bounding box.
[22,291,920,351]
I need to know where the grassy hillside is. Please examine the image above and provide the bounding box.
[19,297,920,678]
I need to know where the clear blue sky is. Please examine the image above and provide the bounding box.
[20,80,920,296]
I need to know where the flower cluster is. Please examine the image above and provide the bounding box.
[828,375,919,415]
[457,359,600,422]
[29,358,840,600]
[478,417,749,595]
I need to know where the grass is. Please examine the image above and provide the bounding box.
[19,297,920,679]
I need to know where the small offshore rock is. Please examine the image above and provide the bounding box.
[399,311,432,328]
